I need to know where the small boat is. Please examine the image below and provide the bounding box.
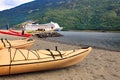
[0,47,92,75]
[0,30,32,37]
[0,38,35,49]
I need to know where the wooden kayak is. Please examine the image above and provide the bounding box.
[0,47,92,75]
[0,30,32,37]
[0,38,35,49]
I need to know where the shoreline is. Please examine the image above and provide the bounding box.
[67,30,120,33]
[42,38,120,52]
[0,33,119,52]
[0,34,120,80]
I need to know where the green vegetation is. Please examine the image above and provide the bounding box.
[0,0,120,31]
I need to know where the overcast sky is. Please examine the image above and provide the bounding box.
[0,0,34,11]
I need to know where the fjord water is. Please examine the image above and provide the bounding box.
[47,31,120,51]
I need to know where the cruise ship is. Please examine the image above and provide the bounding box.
[25,21,63,31]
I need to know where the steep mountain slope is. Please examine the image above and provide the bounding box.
[0,0,120,30]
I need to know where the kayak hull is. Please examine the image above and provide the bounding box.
[0,30,32,37]
[0,38,35,49]
[0,47,92,75]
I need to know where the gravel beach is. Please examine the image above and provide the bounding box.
[0,34,120,80]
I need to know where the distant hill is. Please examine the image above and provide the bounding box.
[0,0,120,31]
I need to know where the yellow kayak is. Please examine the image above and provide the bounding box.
[0,38,35,49]
[0,47,92,75]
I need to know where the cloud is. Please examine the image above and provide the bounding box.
[0,0,34,11]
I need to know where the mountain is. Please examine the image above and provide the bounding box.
[0,0,120,31]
